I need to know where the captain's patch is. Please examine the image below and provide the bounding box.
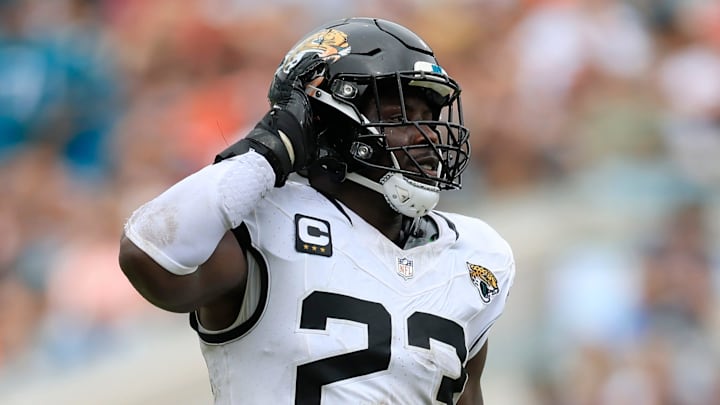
[295,214,332,257]
[467,262,499,303]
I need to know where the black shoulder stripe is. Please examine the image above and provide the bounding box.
[189,223,269,344]
[433,212,459,240]
[317,190,353,225]
[231,222,252,251]
[468,323,493,355]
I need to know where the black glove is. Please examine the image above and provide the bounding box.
[268,51,326,105]
[215,52,326,187]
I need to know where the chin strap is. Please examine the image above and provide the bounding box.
[345,171,440,218]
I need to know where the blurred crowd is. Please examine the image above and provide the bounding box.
[1,0,719,404]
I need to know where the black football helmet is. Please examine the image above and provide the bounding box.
[272,17,471,216]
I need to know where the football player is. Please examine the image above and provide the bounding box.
[119,17,515,405]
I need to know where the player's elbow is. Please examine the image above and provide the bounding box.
[118,235,196,313]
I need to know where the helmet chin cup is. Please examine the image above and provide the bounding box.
[345,172,439,218]
[380,173,440,217]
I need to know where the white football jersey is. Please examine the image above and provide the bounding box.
[190,181,515,405]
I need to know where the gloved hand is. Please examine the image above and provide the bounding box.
[268,51,326,106]
[266,51,326,171]
[215,52,327,187]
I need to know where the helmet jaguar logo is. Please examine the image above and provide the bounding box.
[280,28,351,75]
[467,262,499,303]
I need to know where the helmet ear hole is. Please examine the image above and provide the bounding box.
[310,99,363,171]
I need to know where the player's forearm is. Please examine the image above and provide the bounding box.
[123,151,275,275]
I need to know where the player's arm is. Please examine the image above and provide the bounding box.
[119,230,247,313]
[118,53,325,313]
[457,340,489,405]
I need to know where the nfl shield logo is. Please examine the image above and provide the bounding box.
[397,257,414,279]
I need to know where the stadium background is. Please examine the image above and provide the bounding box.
[1,0,719,403]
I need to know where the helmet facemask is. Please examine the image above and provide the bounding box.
[307,71,470,217]
[354,72,469,189]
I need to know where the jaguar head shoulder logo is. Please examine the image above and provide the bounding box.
[467,262,499,303]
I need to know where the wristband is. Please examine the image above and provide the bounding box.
[124,151,274,275]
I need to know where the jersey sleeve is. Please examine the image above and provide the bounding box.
[467,256,515,359]
[439,211,517,360]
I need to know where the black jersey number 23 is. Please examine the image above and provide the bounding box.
[295,291,468,404]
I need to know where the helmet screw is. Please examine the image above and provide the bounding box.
[350,142,373,160]
[356,144,371,159]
